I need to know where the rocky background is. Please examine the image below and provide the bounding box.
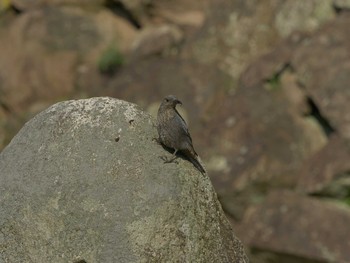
[0,0,350,262]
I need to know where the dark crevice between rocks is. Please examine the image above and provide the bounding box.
[250,248,326,263]
[264,63,291,91]
[265,64,335,137]
[9,4,23,15]
[0,100,12,114]
[309,172,350,207]
[104,0,142,29]
[333,3,350,14]
[304,97,336,137]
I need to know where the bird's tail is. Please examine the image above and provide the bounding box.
[191,155,207,174]
[183,149,207,174]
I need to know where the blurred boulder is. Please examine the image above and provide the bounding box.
[0,6,136,111]
[333,0,350,10]
[297,135,350,197]
[185,0,334,79]
[131,24,184,58]
[11,0,105,11]
[292,13,350,139]
[239,191,350,263]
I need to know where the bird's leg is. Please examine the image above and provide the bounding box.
[152,137,162,144]
[161,149,179,163]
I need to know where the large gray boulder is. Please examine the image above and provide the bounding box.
[0,97,248,263]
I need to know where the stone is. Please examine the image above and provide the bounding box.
[11,0,105,11]
[185,0,334,79]
[274,0,334,37]
[131,24,184,58]
[297,135,350,195]
[0,108,6,147]
[0,6,136,113]
[0,97,248,262]
[0,6,137,151]
[155,10,205,28]
[291,14,350,139]
[333,0,350,10]
[118,0,207,27]
[240,31,307,88]
[239,191,350,263]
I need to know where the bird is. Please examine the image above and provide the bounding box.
[156,95,206,174]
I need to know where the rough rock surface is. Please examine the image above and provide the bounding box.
[184,0,334,79]
[239,191,350,263]
[11,0,105,11]
[0,6,136,113]
[333,0,350,9]
[131,24,184,59]
[291,13,350,139]
[297,135,350,195]
[0,97,248,263]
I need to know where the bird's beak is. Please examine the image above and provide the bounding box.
[176,99,182,105]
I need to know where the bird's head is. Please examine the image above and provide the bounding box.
[161,95,182,108]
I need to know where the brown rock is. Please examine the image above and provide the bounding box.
[131,25,183,58]
[11,0,105,11]
[291,13,350,139]
[0,6,137,151]
[206,34,329,218]
[279,70,310,116]
[185,0,334,79]
[274,0,334,38]
[0,6,136,113]
[239,191,350,263]
[118,0,208,26]
[240,31,307,88]
[297,135,350,195]
[333,0,350,10]
[155,10,205,28]
[117,0,146,17]
[0,108,6,147]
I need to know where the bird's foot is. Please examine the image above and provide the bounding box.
[160,156,179,164]
[152,137,162,145]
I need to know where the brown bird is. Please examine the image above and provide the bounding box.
[157,95,206,174]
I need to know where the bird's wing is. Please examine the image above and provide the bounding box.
[174,108,187,126]
[175,109,192,144]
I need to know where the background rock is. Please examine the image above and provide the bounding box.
[11,0,105,11]
[0,97,248,263]
[239,191,350,263]
[297,135,350,196]
[1,0,350,262]
[131,24,184,58]
[291,13,350,139]
[0,6,136,112]
[333,0,350,10]
[274,0,334,37]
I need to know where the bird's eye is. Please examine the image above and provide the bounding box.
[165,98,169,102]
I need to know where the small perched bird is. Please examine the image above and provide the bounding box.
[157,95,206,174]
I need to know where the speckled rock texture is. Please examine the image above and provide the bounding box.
[0,97,248,263]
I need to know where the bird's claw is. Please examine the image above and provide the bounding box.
[160,156,178,164]
[152,137,162,144]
